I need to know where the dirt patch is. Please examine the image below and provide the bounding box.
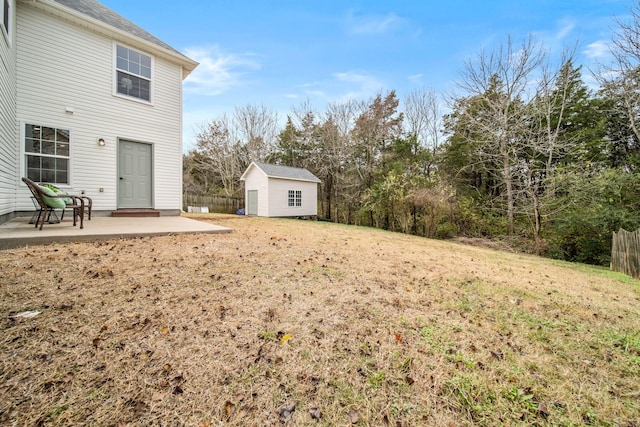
[1,215,639,426]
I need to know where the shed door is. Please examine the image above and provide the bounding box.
[118,140,152,208]
[247,190,258,215]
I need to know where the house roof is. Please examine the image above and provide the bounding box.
[32,0,198,76]
[54,0,177,53]
[241,161,321,183]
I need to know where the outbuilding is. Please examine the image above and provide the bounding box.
[240,161,321,217]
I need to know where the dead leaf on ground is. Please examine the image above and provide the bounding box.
[280,334,293,345]
[348,409,360,424]
[278,402,296,423]
[224,401,235,419]
[309,406,321,419]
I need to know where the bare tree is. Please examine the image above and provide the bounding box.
[233,104,279,162]
[522,52,584,248]
[318,100,361,221]
[593,1,640,155]
[192,115,245,197]
[403,87,442,173]
[452,35,545,234]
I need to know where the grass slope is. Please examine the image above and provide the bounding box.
[1,215,639,426]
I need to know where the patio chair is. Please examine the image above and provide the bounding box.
[40,182,93,221]
[22,177,85,230]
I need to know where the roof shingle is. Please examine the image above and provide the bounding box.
[53,0,186,58]
[253,161,321,183]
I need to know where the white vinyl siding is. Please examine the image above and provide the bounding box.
[0,0,16,217]
[268,178,317,217]
[15,3,185,212]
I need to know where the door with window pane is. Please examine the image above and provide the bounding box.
[118,140,152,208]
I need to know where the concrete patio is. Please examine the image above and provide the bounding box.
[0,215,232,249]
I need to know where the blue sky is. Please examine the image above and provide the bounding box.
[99,0,631,151]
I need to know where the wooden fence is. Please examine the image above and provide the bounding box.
[183,193,244,214]
[611,228,640,279]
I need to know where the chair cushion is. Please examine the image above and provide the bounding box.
[43,184,73,205]
[39,185,67,209]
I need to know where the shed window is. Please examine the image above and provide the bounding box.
[288,190,302,207]
[24,124,70,184]
[115,44,152,101]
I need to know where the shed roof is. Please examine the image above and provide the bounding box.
[36,0,198,75]
[241,161,321,183]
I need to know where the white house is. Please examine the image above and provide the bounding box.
[0,0,198,223]
[240,161,321,217]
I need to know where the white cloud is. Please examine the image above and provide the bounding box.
[183,45,261,96]
[276,72,383,107]
[346,10,403,35]
[584,40,611,59]
[555,19,575,40]
[333,71,384,101]
[408,73,423,84]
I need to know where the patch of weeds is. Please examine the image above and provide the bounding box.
[45,403,70,422]
[419,324,447,351]
[451,323,463,333]
[359,341,375,356]
[581,407,597,425]
[568,262,639,286]
[398,315,411,327]
[443,373,493,422]
[455,277,479,289]
[457,295,473,313]
[390,401,413,414]
[258,331,277,341]
[629,355,640,367]
[397,357,412,372]
[446,351,475,369]
[503,386,537,414]
[86,388,107,401]
[419,325,435,343]
[609,329,640,355]
[327,377,363,406]
[367,370,386,389]
[606,329,640,374]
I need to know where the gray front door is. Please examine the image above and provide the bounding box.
[247,190,258,215]
[118,140,152,208]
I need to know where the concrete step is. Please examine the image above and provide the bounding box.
[111,209,160,218]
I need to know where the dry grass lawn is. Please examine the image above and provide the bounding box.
[1,214,639,426]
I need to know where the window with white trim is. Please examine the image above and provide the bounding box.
[288,190,302,207]
[115,44,152,101]
[25,124,70,184]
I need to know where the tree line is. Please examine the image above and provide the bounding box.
[184,2,640,266]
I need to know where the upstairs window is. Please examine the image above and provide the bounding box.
[115,44,152,102]
[288,190,302,207]
[25,124,70,184]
